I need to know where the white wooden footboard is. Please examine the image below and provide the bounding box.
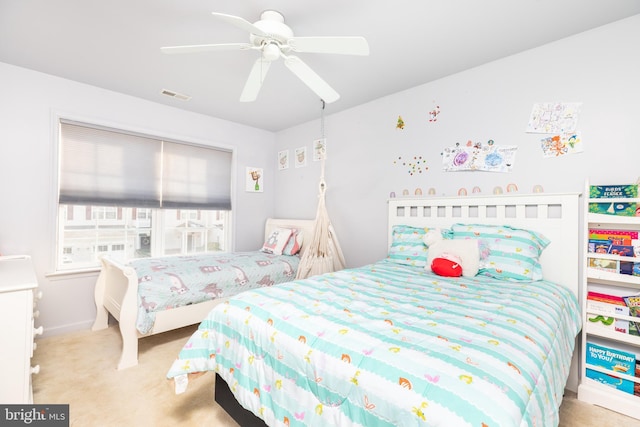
[92,256,228,369]
[91,256,144,369]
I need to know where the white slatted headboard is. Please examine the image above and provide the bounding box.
[388,193,581,296]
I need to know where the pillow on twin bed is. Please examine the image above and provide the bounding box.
[450,223,550,282]
[261,227,294,255]
[282,229,304,256]
[387,225,432,267]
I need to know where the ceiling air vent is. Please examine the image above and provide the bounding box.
[161,89,191,101]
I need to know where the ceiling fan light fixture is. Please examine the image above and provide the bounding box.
[262,43,280,61]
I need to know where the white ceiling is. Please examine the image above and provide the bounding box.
[1,1,639,132]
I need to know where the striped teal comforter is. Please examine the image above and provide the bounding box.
[167,260,581,427]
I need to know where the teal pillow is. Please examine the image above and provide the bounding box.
[450,223,550,282]
[387,225,431,267]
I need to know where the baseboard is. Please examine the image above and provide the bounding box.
[39,319,95,338]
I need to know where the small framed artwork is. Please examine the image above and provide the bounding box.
[295,147,307,168]
[246,167,263,192]
[278,149,289,170]
[313,138,326,161]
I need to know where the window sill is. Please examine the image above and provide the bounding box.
[45,267,100,280]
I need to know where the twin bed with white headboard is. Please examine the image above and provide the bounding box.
[166,192,582,427]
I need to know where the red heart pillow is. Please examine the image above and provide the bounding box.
[431,257,463,277]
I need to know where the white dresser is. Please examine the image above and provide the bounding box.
[0,255,42,404]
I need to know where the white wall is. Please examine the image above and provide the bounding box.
[0,62,276,335]
[275,14,640,269]
[1,14,639,337]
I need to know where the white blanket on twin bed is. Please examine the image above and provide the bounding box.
[167,260,581,426]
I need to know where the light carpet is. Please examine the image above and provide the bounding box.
[32,325,640,427]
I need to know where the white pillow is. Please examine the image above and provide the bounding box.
[426,239,480,277]
[261,228,294,255]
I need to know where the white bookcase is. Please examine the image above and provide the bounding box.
[577,181,640,418]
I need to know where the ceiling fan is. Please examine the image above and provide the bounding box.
[161,10,369,103]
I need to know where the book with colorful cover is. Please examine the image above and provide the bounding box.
[585,342,636,394]
[589,229,638,242]
[590,185,638,199]
[588,258,618,273]
[622,294,640,336]
[589,185,639,216]
[587,292,629,334]
[589,201,638,216]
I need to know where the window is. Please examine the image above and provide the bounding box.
[56,120,233,271]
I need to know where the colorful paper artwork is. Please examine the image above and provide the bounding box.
[442,140,517,173]
[393,155,428,176]
[246,167,263,192]
[396,116,405,130]
[526,102,582,134]
[540,133,583,158]
[278,150,289,170]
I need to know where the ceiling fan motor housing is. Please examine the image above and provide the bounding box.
[249,10,293,50]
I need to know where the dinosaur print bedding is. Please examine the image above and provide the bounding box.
[131,251,299,334]
[167,259,581,427]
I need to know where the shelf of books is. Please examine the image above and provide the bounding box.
[578,182,640,419]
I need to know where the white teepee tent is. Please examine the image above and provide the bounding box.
[295,159,346,279]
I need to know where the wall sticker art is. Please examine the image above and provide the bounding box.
[396,115,405,130]
[540,133,583,157]
[526,102,582,133]
[278,150,289,170]
[442,140,517,173]
[393,155,428,175]
[295,147,307,168]
[428,105,441,122]
[246,167,263,192]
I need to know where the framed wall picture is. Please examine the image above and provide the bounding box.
[295,147,307,168]
[278,149,289,170]
[246,167,263,192]
[313,138,326,161]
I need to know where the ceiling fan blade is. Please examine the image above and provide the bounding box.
[240,58,272,102]
[161,43,252,54]
[283,55,340,103]
[211,12,268,37]
[287,36,369,56]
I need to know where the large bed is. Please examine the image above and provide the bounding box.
[92,218,315,370]
[167,193,582,426]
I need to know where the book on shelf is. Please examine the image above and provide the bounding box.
[587,292,629,334]
[585,342,636,394]
[589,184,639,217]
[636,363,640,397]
[589,202,638,217]
[590,184,638,199]
[587,257,640,276]
[588,258,619,274]
[587,229,639,258]
[589,229,638,244]
[622,294,640,337]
